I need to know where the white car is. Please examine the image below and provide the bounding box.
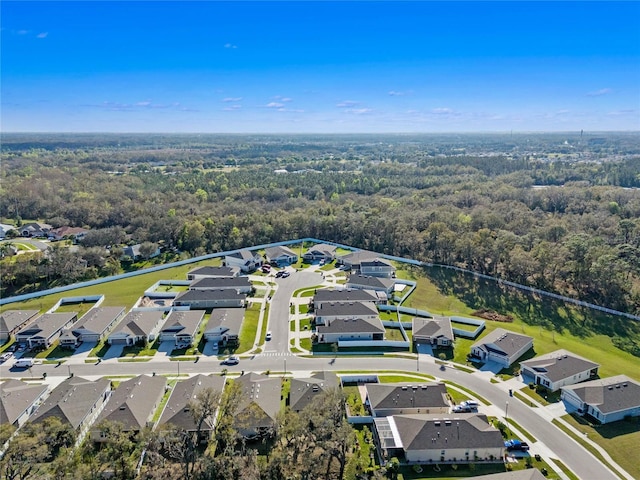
[265,331,272,341]
[0,352,13,363]
[223,355,240,365]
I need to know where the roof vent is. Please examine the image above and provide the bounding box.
[608,386,613,390]
[615,385,621,389]
[623,383,628,387]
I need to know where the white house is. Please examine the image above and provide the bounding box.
[159,310,205,346]
[520,349,599,392]
[561,375,640,424]
[264,245,298,266]
[59,306,126,347]
[412,317,454,348]
[203,308,245,345]
[224,249,262,273]
[469,328,533,368]
[107,311,165,346]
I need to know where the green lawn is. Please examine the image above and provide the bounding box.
[300,338,312,350]
[560,414,640,480]
[384,327,405,341]
[238,302,261,353]
[53,302,95,317]
[122,339,159,357]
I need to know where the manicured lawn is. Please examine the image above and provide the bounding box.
[35,342,76,359]
[300,338,312,350]
[561,414,640,480]
[122,339,159,357]
[384,327,405,341]
[443,381,491,405]
[379,311,397,321]
[299,317,312,330]
[238,302,261,353]
[518,385,562,405]
[54,302,95,317]
[299,304,310,314]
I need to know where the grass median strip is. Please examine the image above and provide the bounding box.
[443,380,491,405]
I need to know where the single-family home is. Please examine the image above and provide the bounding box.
[469,328,533,368]
[159,310,205,346]
[520,349,599,392]
[360,258,396,278]
[0,223,17,239]
[373,413,504,465]
[189,276,253,294]
[173,289,247,309]
[58,306,126,347]
[122,243,161,260]
[224,249,262,273]
[412,317,455,348]
[187,265,239,281]
[157,374,226,435]
[30,376,111,436]
[15,312,78,349]
[203,308,245,346]
[317,317,385,344]
[264,245,298,266]
[20,222,52,238]
[302,243,337,262]
[0,310,39,342]
[234,372,282,439]
[0,380,48,427]
[458,470,547,480]
[561,375,640,424]
[93,375,167,441]
[289,372,339,413]
[345,274,395,295]
[314,301,379,326]
[48,226,88,242]
[107,310,165,346]
[365,383,450,417]
[312,288,382,308]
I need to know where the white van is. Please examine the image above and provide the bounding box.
[14,358,34,368]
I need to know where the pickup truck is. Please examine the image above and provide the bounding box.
[504,439,529,451]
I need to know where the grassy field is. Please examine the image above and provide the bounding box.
[238,302,261,353]
[560,414,640,480]
[396,264,640,381]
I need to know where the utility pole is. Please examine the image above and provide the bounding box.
[416,344,420,372]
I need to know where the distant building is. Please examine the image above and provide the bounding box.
[302,243,337,262]
[20,222,52,238]
[0,223,17,239]
[189,276,252,294]
[224,249,262,273]
[345,274,395,295]
[469,328,533,368]
[187,265,239,281]
[173,289,247,309]
[265,245,298,266]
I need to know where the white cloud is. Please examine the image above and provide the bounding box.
[273,96,292,102]
[586,88,612,97]
[36,32,48,39]
[607,109,635,116]
[222,97,243,102]
[135,101,152,107]
[224,43,238,49]
[17,30,29,35]
[265,102,284,108]
[431,107,454,115]
[223,105,242,111]
[344,108,373,115]
[336,100,359,108]
[388,90,405,96]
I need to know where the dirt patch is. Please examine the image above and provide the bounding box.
[472,309,514,323]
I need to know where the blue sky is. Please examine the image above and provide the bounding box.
[2,1,639,133]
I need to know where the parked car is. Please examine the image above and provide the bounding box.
[505,439,529,451]
[222,355,240,365]
[461,400,479,409]
[0,352,13,363]
[261,264,271,273]
[265,331,272,341]
[281,271,291,278]
[14,358,34,368]
[275,271,284,278]
[452,404,472,413]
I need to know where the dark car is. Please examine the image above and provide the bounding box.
[275,271,284,278]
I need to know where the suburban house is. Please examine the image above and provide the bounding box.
[314,301,380,326]
[0,223,17,239]
[159,310,205,346]
[361,258,396,278]
[187,265,239,281]
[157,374,226,435]
[224,249,262,273]
[173,289,247,309]
[233,373,282,439]
[0,380,48,427]
[0,310,39,342]
[264,245,299,266]
[189,276,253,294]
[15,312,78,349]
[365,383,450,417]
[93,375,167,441]
[20,222,52,238]
[338,250,379,269]
[520,349,599,392]
[107,310,165,346]
[203,308,245,346]
[561,375,640,424]
[30,376,111,437]
[48,226,88,242]
[289,372,339,413]
[345,274,395,296]
[317,317,385,344]
[461,470,547,480]
[469,328,533,368]
[302,243,337,262]
[122,243,161,260]
[58,306,126,347]
[312,288,383,308]
[412,317,455,348]
[373,413,504,465]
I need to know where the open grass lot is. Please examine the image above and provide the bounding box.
[238,302,261,353]
[384,327,406,341]
[397,265,640,381]
[53,301,95,318]
[561,413,640,480]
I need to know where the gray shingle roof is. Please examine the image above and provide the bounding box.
[471,328,533,357]
[412,317,454,342]
[315,301,379,317]
[521,349,599,383]
[392,413,504,451]
[73,306,126,336]
[30,376,111,430]
[265,245,297,259]
[289,372,339,412]
[346,274,395,290]
[0,380,48,425]
[188,265,238,277]
[161,310,205,337]
[338,250,380,265]
[366,383,449,412]
[0,310,39,335]
[318,317,384,334]
[110,311,164,337]
[96,375,167,431]
[562,375,640,414]
[158,374,226,431]
[205,308,245,335]
[227,249,259,261]
[313,289,378,304]
[17,312,78,341]
[174,289,247,303]
[190,276,251,290]
[234,373,281,428]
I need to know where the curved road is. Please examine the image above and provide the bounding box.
[5,269,619,480]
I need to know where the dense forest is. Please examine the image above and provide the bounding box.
[1,133,639,318]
